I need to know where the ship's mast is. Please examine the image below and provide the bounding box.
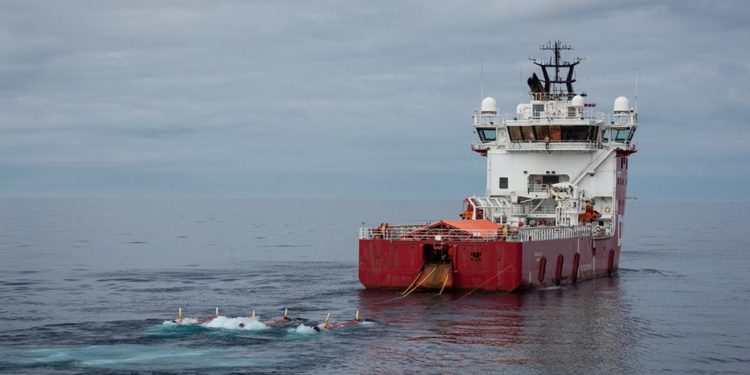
[529,40,584,100]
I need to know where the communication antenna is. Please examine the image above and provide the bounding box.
[519,68,523,104]
[585,54,590,97]
[635,67,639,112]
[480,57,484,101]
[530,40,583,99]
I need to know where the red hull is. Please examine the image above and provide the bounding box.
[360,153,630,292]
[359,236,619,292]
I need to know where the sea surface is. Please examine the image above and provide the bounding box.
[0,198,748,374]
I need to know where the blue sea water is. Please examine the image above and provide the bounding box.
[0,198,748,374]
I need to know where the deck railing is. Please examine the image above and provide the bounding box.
[359,224,604,242]
[527,184,549,193]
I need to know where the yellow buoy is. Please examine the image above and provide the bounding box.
[177,307,183,323]
[354,310,361,322]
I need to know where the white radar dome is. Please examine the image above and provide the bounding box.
[481,97,498,114]
[516,104,525,114]
[571,95,584,108]
[614,96,630,112]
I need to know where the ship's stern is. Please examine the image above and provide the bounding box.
[359,238,524,292]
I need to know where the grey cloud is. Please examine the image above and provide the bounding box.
[0,0,748,199]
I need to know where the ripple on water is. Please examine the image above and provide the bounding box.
[0,345,289,371]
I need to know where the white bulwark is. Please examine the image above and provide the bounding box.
[466,41,638,237]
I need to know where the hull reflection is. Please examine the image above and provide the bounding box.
[354,278,638,374]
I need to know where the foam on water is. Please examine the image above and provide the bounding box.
[204,316,269,330]
[161,317,199,326]
[289,324,317,335]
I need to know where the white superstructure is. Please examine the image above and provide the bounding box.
[466,41,638,235]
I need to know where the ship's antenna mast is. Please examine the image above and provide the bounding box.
[531,40,583,99]
[480,57,484,100]
[635,67,639,113]
[519,68,523,104]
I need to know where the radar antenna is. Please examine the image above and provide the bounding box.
[529,40,584,100]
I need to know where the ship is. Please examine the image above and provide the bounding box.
[358,41,638,292]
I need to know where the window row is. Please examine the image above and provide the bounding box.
[508,125,598,142]
[478,126,635,144]
[603,128,635,142]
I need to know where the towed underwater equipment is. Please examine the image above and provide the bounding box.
[263,308,292,325]
[314,310,363,331]
[171,307,365,333]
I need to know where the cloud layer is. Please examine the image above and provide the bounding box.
[1,1,748,199]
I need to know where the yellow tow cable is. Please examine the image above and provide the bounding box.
[401,266,438,297]
[438,265,452,295]
[400,269,423,296]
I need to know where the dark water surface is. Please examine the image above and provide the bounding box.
[0,198,748,374]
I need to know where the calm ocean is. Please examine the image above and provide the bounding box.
[0,198,748,374]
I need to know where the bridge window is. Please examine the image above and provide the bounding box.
[612,129,628,142]
[508,125,597,142]
[611,128,635,142]
[508,126,523,141]
[561,126,597,142]
[477,128,496,142]
[549,126,561,140]
[534,126,549,139]
[522,126,536,141]
[499,177,508,189]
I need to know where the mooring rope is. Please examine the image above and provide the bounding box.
[400,268,424,296]
[438,265,452,296]
[401,266,438,297]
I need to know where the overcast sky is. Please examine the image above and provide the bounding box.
[1,0,748,200]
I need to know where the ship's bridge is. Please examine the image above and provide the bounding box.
[472,41,637,155]
[473,95,637,153]
[465,41,638,236]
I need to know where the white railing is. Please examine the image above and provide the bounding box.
[359,224,599,242]
[508,113,607,122]
[474,113,513,126]
[507,141,599,151]
[528,184,549,193]
[359,226,501,242]
[532,206,557,215]
[512,226,593,241]
[609,113,637,126]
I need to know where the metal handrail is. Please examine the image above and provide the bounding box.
[528,184,549,193]
[478,112,606,123]
[507,142,599,151]
[359,224,598,242]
